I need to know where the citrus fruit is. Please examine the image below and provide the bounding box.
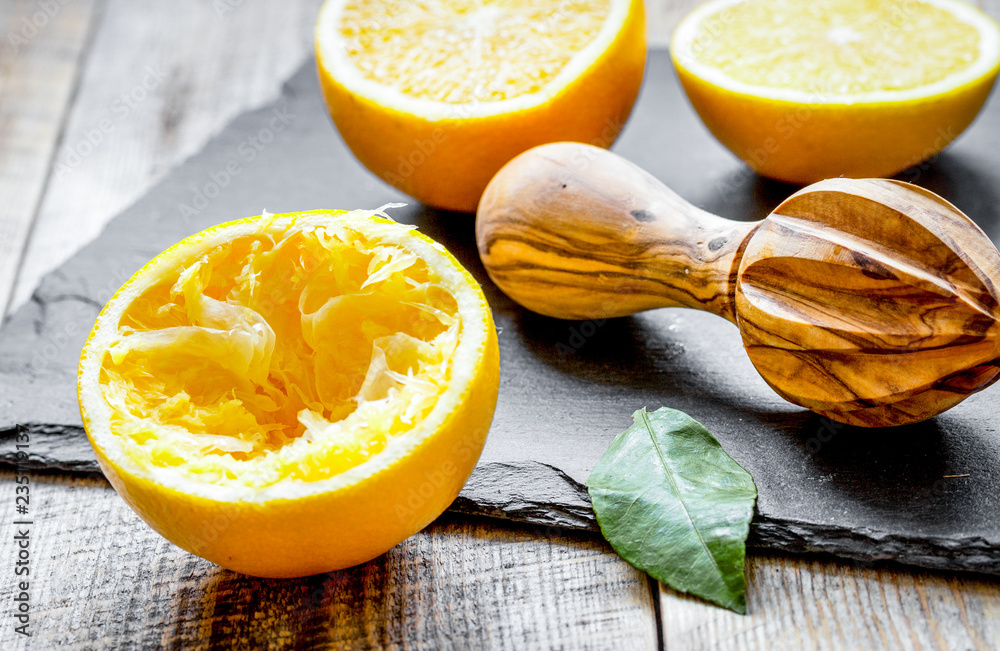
[78,207,500,578]
[671,0,1000,184]
[315,0,646,212]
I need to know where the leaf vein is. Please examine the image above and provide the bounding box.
[638,409,726,583]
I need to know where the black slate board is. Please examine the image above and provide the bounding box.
[4,51,1000,574]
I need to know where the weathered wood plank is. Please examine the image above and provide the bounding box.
[6,0,997,316]
[0,471,658,649]
[6,1,1000,649]
[659,554,1000,650]
[7,0,324,315]
[650,1,1000,641]
[4,0,708,317]
[0,0,100,316]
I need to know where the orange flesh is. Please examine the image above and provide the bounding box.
[98,219,460,488]
[689,0,982,94]
[338,0,612,102]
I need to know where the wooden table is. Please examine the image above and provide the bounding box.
[2,1,1000,648]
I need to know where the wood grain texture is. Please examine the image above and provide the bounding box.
[476,141,756,322]
[0,471,657,650]
[738,178,1000,427]
[0,0,701,319]
[7,0,324,316]
[0,0,100,316]
[476,143,1000,427]
[660,553,1000,651]
[4,1,999,316]
[3,1,1000,649]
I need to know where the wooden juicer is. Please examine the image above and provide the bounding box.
[476,142,1000,427]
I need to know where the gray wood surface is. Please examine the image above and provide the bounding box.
[9,0,321,312]
[0,0,98,316]
[2,0,1000,649]
[0,472,658,649]
[661,556,1000,650]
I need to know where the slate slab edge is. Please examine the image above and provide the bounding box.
[2,52,999,578]
[3,425,998,576]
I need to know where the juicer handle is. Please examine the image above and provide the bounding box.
[476,142,757,323]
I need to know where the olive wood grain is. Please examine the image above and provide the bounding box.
[476,141,756,322]
[476,142,1000,427]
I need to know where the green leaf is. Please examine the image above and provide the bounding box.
[586,407,757,614]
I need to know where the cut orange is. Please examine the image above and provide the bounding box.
[78,207,500,578]
[315,0,646,212]
[671,0,1000,183]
